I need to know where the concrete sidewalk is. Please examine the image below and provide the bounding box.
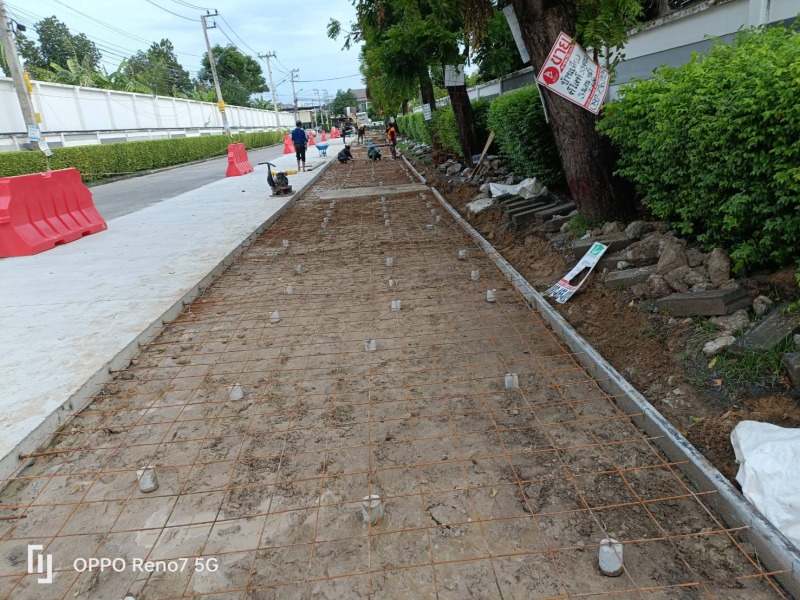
[0,137,346,479]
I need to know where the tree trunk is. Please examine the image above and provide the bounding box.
[418,65,441,154]
[447,83,478,165]
[511,0,635,221]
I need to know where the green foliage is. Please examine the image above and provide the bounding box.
[0,132,283,183]
[487,84,565,187]
[199,45,267,108]
[329,89,360,118]
[19,16,101,73]
[432,106,461,156]
[397,112,431,146]
[473,10,524,83]
[598,25,800,270]
[125,40,191,97]
[471,98,492,149]
[575,0,643,70]
[397,97,495,159]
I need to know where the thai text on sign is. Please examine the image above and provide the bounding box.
[536,32,609,115]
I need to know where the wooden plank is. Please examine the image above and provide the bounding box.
[469,131,495,179]
[655,288,750,317]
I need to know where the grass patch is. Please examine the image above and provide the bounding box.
[681,318,795,403]
[569,213,603,238]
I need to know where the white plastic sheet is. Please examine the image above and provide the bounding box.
[489,177,547,200]
[731,421,800,549]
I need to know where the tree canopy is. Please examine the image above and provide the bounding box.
[18,16,101,78]
[329,89,359,117]
[473,10,525,82]
[199,45,268,107]
[125,40,191,97]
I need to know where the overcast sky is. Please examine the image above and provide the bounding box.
[5,0,365,106]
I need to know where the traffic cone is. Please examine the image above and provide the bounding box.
[283,135,295,154]
[308,131,315,146]
[321,131,327,142]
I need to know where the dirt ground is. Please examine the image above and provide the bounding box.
[0,151,788,599]
[418,164,800,486]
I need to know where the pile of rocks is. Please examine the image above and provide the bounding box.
[573,221,737,299]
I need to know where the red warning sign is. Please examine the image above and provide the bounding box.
[536,32,609,115]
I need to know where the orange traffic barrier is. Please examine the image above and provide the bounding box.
[308,131,315,146]
[0,168,107,257]
[321,131,327,142]
[225,143,254,177]
[283,135,295,154]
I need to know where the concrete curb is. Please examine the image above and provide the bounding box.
[1,157,335,484]
[402,156,800,598]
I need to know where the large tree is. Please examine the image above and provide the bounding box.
[329,89,359,117]
[126,39,191,97]
[199,45,267,107]
[18,16,101,76]
[505,0,641,219]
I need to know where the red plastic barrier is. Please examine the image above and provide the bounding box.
[0,168,107,257]
[321,131,327,142]
[308,131,315,147]
[283,135,295,155]
[225,143,254,177]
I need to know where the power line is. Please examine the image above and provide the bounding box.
[166,0,212,10]
[295,74,360,82]
[142,0,200,22]
[218,14,260,58]
[10,0,203,59]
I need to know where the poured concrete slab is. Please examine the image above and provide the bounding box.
[0,143,343,479]
[317,183,428,200]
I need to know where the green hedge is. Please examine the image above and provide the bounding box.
[598,24,800,270]
[486,84,564,187]
[398,98,495,160]
[398,112,431,146]
[0,131,285,183]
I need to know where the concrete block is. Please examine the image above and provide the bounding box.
[534,202,577,222]
[572,233,632,256]
[656,288,750,317]
[604,265,657,289]
[730,303,800,357]
[783,353,800,389]
[543,214,573,233]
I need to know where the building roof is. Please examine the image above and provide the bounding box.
[352,88,368,103]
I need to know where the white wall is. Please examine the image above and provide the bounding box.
[0,77,295,136]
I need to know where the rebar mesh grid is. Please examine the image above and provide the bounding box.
[0,155,787,599]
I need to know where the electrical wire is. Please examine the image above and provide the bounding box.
[166,0,213,10]
[295,74,361,82]
[142,0,201,22]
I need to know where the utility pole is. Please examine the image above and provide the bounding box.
[290,69,299,123]
[258,51,282,131]
[200,11,230,135]
[314,88,323,130]
[0,0,39,147]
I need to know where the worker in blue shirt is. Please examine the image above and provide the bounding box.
[291,121,308,171]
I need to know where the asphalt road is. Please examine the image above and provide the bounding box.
[90,145,288,220]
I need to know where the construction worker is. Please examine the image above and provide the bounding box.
[291,121,308,171]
